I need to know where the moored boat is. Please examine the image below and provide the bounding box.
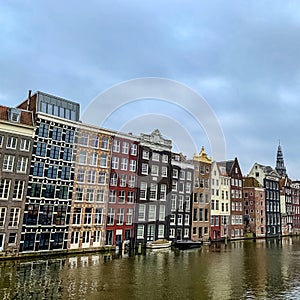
[173,240,202,250]
[146,239,172,249]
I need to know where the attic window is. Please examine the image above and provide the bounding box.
[174,155,180,161]
[9,108,21,123]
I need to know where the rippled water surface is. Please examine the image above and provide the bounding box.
[1,237,300,300]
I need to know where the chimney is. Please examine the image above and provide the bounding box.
[27,90,32,110]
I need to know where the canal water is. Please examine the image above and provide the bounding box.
[1,237,300,300]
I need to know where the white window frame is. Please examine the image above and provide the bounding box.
[0,207,7,227]
[170,214,175,225]
[130,144,137,156]
[77,169,85,183]
[79,132,89,146]
[169,228,175,238]
[98,172,106,185]
[82,231,91,244]
[120,174,127,187]
[179,170,185,180]
[110,173,118,186]
[162,154,168,163]
[172,169,178,178]
[13,180,25,200]
[150,183,157,200]
[118,190,126,203]
[178,195,184,211]
[101,137,109,150]
[185,214,190,225]
[17,157,28,173]
[148,205,156,221]
[113,140,120,152]
[8,208,20,228]
[172,180,177,191]
[161,166,167,177]
[107,207,116,225]
[100,155,107,167]
[151,165,159,176]
[109,190,116,203]
[0,179,11,199]
[91,134,99,148]
[141,163,148,175]
[187,171,192,181]
[138,205,146,221]
[137,225,144,238]
[126,208,133,225]
[75,187,84,201]
[129,160,136,172]
[184,228,189,238]
[20,139,30,151]
[112,157,119,169]
[96,189,105,202]
[122,142,129,154]
[87,170,96,184]
[3,155,15,172]
[171,194,176,210]
[128,175,135,188]
[72,208,82,225]
[89,153,98,166]
[117,208,124,225]
[79,151,87,165]
[152,152,159,161]
[127,191,134,203]
[158,225,164,238]
[142,150,149,160]
[160,184,167,201]
[121,158,128,170]
[159,205,165,221]
[86,188,94,202]
[186,182,191,193]
[140,182,147,199]
[178,214,183,225]
[6,137,17,149]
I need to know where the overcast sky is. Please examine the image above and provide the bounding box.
[1,1,300,178]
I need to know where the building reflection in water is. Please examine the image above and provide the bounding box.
[1,239,300,299]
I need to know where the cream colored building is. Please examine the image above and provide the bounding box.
[210,161,231,240]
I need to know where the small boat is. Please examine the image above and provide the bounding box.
[173,239,202,250]
[146,239,172,249]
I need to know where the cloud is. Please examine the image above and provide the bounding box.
[1,0,300,177]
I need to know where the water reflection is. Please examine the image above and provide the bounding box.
[1,238,300,299]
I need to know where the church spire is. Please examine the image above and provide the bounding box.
[275,142,287,177]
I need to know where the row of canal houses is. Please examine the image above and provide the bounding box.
[0,90,300,256]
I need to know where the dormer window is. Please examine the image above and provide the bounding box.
[9,108,21,123]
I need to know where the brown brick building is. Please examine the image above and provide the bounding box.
[0,106,34,254]
[192,147,212,243]
[219,158,244,239]
[243,177,266,238]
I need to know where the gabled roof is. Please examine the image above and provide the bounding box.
[215,161,230,176]
[244,176,261,188]
[256,163,280,177]
[217,160,235,175]
[0,105,34,126]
